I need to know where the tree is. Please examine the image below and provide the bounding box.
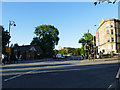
[80,46,85,55]
[58,49,67,55]
[1,25,11,54]
[53,49,59,55]
[78,33,93,47]
[78,32,93,57]
[13,43,19,47]
[31,25,59,57]
[73,48,81,56]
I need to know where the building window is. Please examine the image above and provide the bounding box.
[112,37,114,42]
[107,30,109,35]
[110,22,113,27]
[107,37,110,42]
[106,23,109,28]
[111,29,114,35]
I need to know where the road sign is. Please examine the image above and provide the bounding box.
[6,47,11,53]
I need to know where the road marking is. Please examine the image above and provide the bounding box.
[4,70,37,82]
[4,74,23,82]
[3,64,117,82]
[107,81,116,89]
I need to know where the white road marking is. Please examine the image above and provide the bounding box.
[4,70,37,82]
[3,64,117,82]
[4,74,23,82]
[107,81,116,89]
[3,59,119,82]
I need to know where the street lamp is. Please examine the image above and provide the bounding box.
[92,25,97,59]
[93,25,96,46]
[8,20,16,47]
[7,20,16,63]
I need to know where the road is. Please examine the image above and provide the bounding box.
[1,58,120,88]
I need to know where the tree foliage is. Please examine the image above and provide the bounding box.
[78,32,93,55]
[58,49,67,55]
[78,33,93,47]
[58,48,81,56]
[53,49,59,55]
[73,48,81,56]
[1,25,11,54]
[31,25,59,57]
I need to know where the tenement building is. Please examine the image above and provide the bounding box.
[96,18,120,54]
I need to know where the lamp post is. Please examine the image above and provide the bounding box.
[93,25,96,60]
[93,25,96,46]
[8,20,16,47]
[8,20,16,63]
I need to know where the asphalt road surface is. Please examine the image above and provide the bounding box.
[1,58,120,88]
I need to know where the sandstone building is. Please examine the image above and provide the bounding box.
[96,18,120,54]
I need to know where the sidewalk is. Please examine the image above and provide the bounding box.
[20,57,120,63]
[3,57,119,65]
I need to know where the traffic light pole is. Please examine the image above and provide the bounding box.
[93,25,96,60]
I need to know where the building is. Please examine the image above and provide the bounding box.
[96,18,120,54]
[13,45,43,60]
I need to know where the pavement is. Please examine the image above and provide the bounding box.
[1,57,120,88]
[3,56,120,64]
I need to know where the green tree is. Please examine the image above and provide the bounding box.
[73,48,81,56]
[58,49,67,55]
[0,25,11,54]
[31,25,59,57]
[13,43,19,47]
[78,32,93,56]
[53,49,58,55]
[78,33,93,47]
[80,46,85,55]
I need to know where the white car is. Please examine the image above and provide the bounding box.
[56,54,64,59]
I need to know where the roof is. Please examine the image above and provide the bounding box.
[97,18,120,31]
[14,45,42,52]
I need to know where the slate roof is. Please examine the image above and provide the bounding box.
[14,45,42,52]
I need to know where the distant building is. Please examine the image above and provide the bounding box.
[96,18,120,54]
[13,45,43,60]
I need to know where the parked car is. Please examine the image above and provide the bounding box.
[56,54,64,59]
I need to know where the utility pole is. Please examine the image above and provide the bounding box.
[92,25,97,60]
[8,20,16,47]
[7,20,16,63]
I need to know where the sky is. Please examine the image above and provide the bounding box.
[1,2,118,50]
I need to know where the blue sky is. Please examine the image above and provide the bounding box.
[2,2,118,49]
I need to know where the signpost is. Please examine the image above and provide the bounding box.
[6,47,11,53]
